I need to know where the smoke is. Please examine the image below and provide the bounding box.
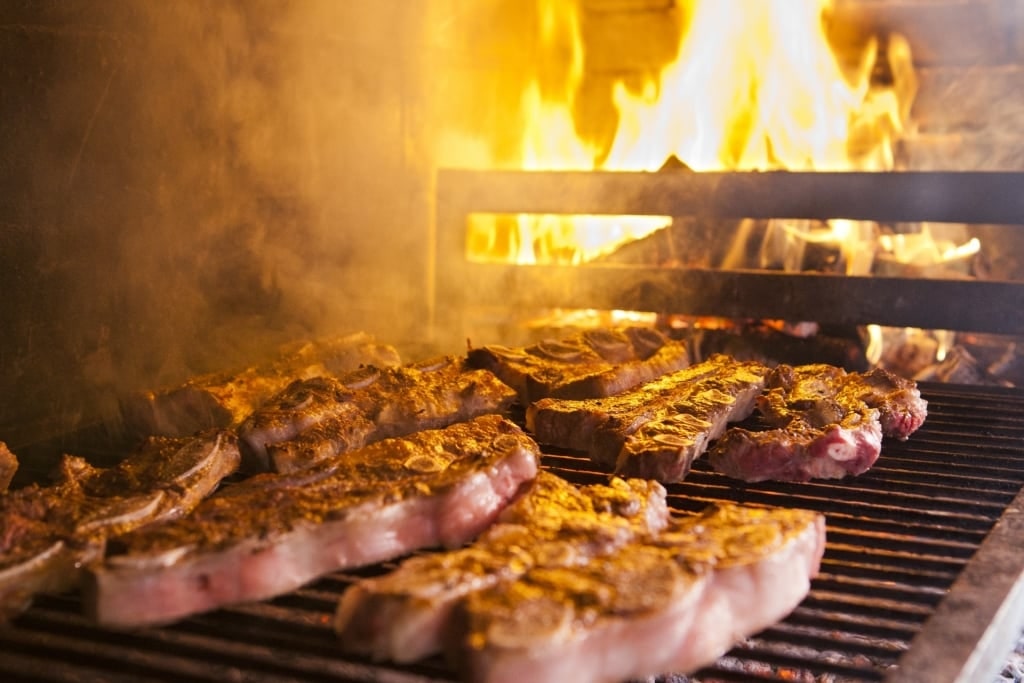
[0,1,434,438]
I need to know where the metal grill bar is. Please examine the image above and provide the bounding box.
[434,170,1024,336]
[1,383,1023,682]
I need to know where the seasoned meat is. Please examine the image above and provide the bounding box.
[0,442,16,491]
[0,430,239,620]
[83,415,540,629]
[708,364,926,482]
[451,503,825,683]
[526,354,770,481]
[334,471,668,662]
[709,413,884,482]
[467,326,690,403]
[121,332,402,438]
[238,356,517,473]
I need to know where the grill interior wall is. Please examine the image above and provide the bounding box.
[1,0,1023,444]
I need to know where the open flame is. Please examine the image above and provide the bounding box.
[465,0,917,266]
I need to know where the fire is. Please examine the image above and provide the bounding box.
[607,0,908,172]
[465,0,916,266]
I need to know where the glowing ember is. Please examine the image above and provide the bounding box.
[466,0,916,266]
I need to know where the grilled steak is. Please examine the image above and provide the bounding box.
[0,442,16,491]
[335,471,669,662]
[451,503,825,683]
[708,414,884,482]
[708,364,926,482]
[0,430,239,620]
[526,354,770,481]
[83,415,540,629]
[238,356,518,473]
[121,332,402,438]
[467,326,690,403]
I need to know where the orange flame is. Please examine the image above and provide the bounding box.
[467,0,916,266]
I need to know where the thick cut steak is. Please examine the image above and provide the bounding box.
[238,356,517,473]
[0,442,16,491]
[121,332,402,438]
[709,364,926,482]
[467,326,690,403]
[452,503,825,683]
[335,471,668,662]
[84,415,540,629]
[0,430,239,620]
[526,354,769,481]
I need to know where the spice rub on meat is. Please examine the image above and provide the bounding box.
[121,332,402,439]
[335,471,669,663]
[238,356,517,473]
[0,442,17,491]
[526,354,770,482]
[467,326,690,404]
[440,502,823,683]
[708,364,927,482]
[84,415,540,629]
[0,430,240,620]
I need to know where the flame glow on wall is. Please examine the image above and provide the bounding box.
[464,0,917,266]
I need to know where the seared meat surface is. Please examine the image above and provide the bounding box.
[709,364,926,482]
[0,442,16,491]
[334,471,668,662]
[526,354,770,481]
[451,503,825,683]
[84,415,540,629]
[121,332,402,438]
[467,326,690,403]
[0,430,239,620]
[238,356,517,473]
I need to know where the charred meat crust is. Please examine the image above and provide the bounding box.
[120,333,402,438]
[466,326,690,403]
[0,430,240,620]
[450,503,825,683]
[334,471,669,662]
[237,356,518,473]
[708,364,926,482]
[84,415,540,629]
[526,354,770,482]
[0,442,17,492]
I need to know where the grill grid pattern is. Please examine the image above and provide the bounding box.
[2,382,1024,682]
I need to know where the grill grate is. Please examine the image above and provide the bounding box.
[2,382,1024,682]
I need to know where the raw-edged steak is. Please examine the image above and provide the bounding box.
[83,415,540,629]
[708,364,926,482]
[526,354,770,481]
[452,503,825,683]
[238,356,517,473]
[467,326,690,403]
[0,430,239,620]
[121,332,402,438]
[335,471,668,662]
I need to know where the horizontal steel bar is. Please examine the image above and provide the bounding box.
[454,263,1024,335]
[437,169,1024,224]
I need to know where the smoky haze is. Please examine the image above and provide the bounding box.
[0,1,436,441]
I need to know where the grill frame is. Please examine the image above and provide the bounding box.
[432,169,1024,337]
[2,382,1024,682]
